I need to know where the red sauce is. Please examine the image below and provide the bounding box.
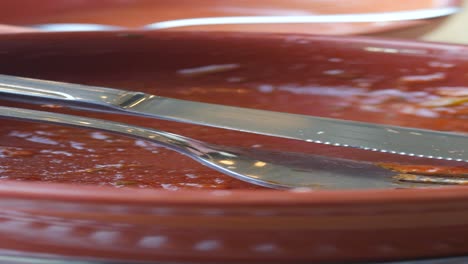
[0,33,466,190]
[379,163,468,177]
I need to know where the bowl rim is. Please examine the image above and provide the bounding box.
[1,30,468,206]
[1,180,468,206]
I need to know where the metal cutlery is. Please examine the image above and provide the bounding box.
[29,7,460,31]
[0,74,466,163]
[0,105,429,190]
[144,7,460,30]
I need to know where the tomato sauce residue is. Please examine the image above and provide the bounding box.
[379,163,468,177]
[378,163,468,185]
[0,41,467,190]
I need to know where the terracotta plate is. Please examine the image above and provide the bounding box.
[0,31,467,263]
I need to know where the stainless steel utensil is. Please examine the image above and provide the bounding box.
[0,74,466,163]
[29,7,460,31]
[31,23,124,32]
[144,7,460,30]
[0,106,428,190]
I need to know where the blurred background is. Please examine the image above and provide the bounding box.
[0,0,466,43]
[423,0,468,44]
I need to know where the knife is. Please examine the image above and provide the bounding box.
[30,7,461,32]
[145,7,460,30]
[0,74,466,162]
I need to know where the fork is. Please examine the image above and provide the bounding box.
[0,106,426,190]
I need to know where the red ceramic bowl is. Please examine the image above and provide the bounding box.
[0,31,468,263]
[0,0,461,37]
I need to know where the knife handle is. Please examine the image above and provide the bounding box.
[0,74,145,111]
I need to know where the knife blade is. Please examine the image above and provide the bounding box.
[0,74,466,162]
[145,7,461,30]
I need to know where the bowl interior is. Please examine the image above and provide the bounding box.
[0,31,468,263]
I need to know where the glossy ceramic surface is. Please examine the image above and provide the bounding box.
[0,0,461,37]
[0,31,468,263]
